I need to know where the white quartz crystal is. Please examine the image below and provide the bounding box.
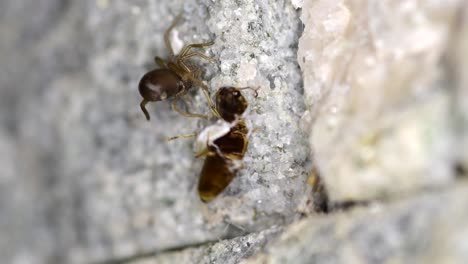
[298,0,461,201]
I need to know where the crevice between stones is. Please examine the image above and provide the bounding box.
[92,240,219,264]
[87,176,468,264]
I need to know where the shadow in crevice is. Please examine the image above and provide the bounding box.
[454,162,467,179]
[306,166,372,215]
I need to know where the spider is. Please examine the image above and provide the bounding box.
[138,15,217,120]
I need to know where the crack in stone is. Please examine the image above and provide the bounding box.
[89,182,468,264]
[92,240,219,264]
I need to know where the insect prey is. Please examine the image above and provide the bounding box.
[195,86,258,202]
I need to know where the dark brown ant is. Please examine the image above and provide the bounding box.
[195,86,258,202]
[138,15,217,120]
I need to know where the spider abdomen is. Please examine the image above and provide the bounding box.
[138,69,189,102]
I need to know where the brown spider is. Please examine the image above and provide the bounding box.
[138,15,217,120]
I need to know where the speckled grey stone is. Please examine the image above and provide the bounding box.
[67,0,306,262]
[0,1,90,263]
[3,0,468,263]
[448,2,468,172]
[0,0,307,263]
[244,183,468,264]
[130,226,282,264]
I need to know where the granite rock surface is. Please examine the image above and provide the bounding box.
[1,0,468,263]
[0,0,307,263]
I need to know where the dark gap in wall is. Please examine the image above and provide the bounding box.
[307,166,372,214]
[454,162,467,179]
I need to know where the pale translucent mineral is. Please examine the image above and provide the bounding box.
[298,0,461,201]
[448,2,468,169]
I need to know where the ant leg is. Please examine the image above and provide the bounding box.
[154,56,168,68]
[171,98,209,119]
[164,14,182,57]
[167,133,197,142]
[140,99,151,121]
[178,41,214,58]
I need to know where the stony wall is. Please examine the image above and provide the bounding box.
[1,0,467,263]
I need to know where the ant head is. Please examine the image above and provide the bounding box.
[215,87,249,122]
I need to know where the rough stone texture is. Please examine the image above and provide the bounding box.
[131,226,281,264]
[2,0,468,263]
[1,0,307,263]
[244,183,468,264]
[298,0,461,202]
[0,1,91,263]
[448,2,468,171]
[73,0,305,262]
